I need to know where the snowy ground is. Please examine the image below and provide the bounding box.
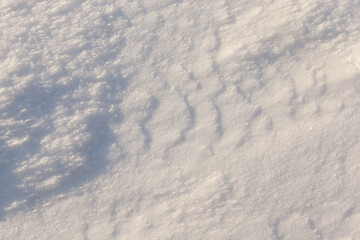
[1,0,360,239]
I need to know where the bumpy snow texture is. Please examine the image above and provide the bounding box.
[1,0,360,239]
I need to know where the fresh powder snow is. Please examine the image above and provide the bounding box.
[1,0,360,239]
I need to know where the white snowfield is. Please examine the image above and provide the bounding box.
[1,0,360,239]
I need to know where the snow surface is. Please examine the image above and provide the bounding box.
[1,0,360,239]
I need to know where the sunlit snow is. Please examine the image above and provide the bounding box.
[1,0,360,239]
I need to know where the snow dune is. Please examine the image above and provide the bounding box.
[1,0,360,239]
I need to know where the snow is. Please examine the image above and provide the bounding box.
[1,0,360,239]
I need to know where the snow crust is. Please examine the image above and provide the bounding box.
[1,0,360,239]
